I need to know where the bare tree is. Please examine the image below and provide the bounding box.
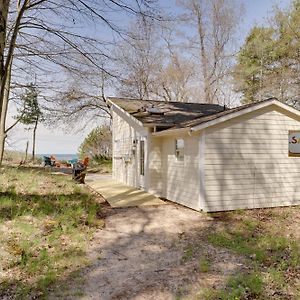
[179,0,243,104]
[114,17,196,102]
[112,0,242,105]
[114,16,163,100]
[153,25,196,102]
[0,0,158,164]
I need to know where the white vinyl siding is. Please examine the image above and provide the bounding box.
[148,138,163,195]
[160,136,200,210]
[112,102,300,213]
[204,108,300,212]
[112,110,140,187]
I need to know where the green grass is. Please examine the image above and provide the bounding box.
[182,243,193,262]
[87,158,112,173]
[201,273,263,300]
[207,226,300,268]
[0,166,103,299]
[205,214,300,299]
[198,256,210,273]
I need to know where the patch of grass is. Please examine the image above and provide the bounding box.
[208,230,267,262]
[208,228,300,268]
[266,268,285,289]
[3,150,42,165]
[199,256,210,273]
[227,273,263,297]
[206,213,300,298]
[88,158,112,174]
[242,218,260,231]
[200,272,263,300]
[182,243,193,262]
[175,286,188,300]
[0,166,102,299]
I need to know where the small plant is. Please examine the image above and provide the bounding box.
[175,286,187,300]
[200,273,263,300]
[208,231,267,263]
[182,244,193,262]
[227,273,263,298]
[20,250,28,266]
[199,256,210,272]
[267,268,285,289]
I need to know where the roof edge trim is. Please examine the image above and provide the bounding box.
[152,127,190,137]
[191,99,300,132]
[107,97,145,129]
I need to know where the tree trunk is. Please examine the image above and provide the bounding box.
[24,140,29,164]
[193,1,211,103]
[0,0,29,165]
[0,131,5,164]
[0,0,9,119]
[0,59,11,164]
[32,118,38,162]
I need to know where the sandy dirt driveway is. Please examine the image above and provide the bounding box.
[77,203,244,300]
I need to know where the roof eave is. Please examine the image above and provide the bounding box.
[108,97,300,136]
[152,127,190,137]
[107,97,145,129]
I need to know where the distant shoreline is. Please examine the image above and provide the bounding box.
[37,154,78,161]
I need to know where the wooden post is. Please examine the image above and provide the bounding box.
[32,118,38,163]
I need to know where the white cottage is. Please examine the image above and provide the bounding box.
[108,97,300,212]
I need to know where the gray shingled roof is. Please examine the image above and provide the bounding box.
[174,98,277,129]
[108,97,226,129]
[108,97,279,132]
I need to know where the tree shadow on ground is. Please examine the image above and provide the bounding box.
[0,190,93,221]
[45,205,246,300]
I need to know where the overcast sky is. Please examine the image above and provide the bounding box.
[6,0,292,155]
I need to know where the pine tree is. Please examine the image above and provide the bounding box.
[16,84,43,162]
[234,0,300,104]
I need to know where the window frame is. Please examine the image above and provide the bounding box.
[289,130,300,157]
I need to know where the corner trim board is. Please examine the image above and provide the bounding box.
[199,131,206,210]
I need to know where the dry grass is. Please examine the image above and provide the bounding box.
[198,207,300,299]
[3,150,42,165]
[0,166,103,299]
[2,165,299,299]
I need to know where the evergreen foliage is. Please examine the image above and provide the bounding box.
[15,84,43,161]
[78,125,112,162]
[234,0,300,104]
[17,84,43,127]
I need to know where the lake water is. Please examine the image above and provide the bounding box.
[38,154,78,161]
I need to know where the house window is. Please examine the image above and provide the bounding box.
[140,140,145,175]
[175,139,184,160]
[289,130,300,157]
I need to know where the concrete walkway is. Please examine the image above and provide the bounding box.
[85,174,165,208]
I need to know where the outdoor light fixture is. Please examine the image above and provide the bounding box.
[132,139,138,155]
